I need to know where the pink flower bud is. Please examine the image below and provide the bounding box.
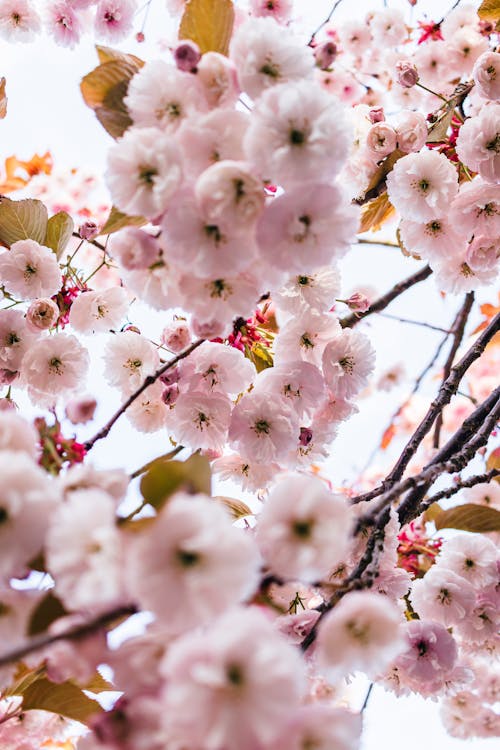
[160,366,180,386]
[124,325,141,335]
[78,221,99,240]
[299,427,313,447]
[174,40,201,73]
[191,318,225,340]
[0,397,16,411]
[314,41,337,70]
[65,395,97,425]
[396,60,419,88]
[136,31,145,43]
[26,298,60,330]
[368,107,385,124]
[161,320,191,353]
[345,292,371,313]
[162,384,179,406]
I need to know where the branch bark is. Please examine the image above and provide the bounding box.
[340,265,432,329]
[0,605,137,670]
[420,468,500,509]
[84,338,205,452]
[432,292,474,448]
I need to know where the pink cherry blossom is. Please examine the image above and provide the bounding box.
[126,493,260,631]
[395,110,428,153]
[244,79,352,188]
[45,0,83,48]
[322,328,375,399]
[473,51,500,100]
[106,126,183,218]
[0,239,62,300]
[410,566,476,627]
[230,16,314,100]
[0,411,38,457]
[450,179,500,239]
[386,149,459,222]
[196,51,240,109]
[94,0,136,42]
[256,183,358,272]
[229,389,299,463]
[69,286,128,333]
[316,591,405,679]
[21,332,90,403]
[456,104,500,184]
[26,297,60,330]
[177,109,248,179]
[125,60,206,132]
[268,705,362,750]
[103,330,159,395]
[256,473,351,581]
[170,390,232,452]
[161,607,305,749]
[0,0,41,42]
[0,309,36,381]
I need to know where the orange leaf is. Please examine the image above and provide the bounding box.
[0,152,53,194]
[381,423,396,450]
[0,77,7,119]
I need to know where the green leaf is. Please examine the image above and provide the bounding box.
[248,341,273,373]
[28,592,67,637]
[0,197,48,248]
[80,58,141,139]
[214,495,253,520]
[44,211,74,259]
[433,503,500,532]
[20,677,103,724]
[99,205,146,236]
[140,454,211,511]
[179,0,235,55]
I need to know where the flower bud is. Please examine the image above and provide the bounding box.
[368,106,385,124]
[345,292,371,313]
[161,320,191,353]
[26,298,60,330]
[396,60,419,88]
[65,395,97,425]
[78,221,99,241]
[162,384,179,406]
[314,41,337,70]
[174,40,201,73]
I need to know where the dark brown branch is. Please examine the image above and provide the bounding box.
[340,265,432,329]
[382,311,500,487]
[432,292,474,449]
[84,339,205,452]
[0,605,137,669]
[420,468,500,509]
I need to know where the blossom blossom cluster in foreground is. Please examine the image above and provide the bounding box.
[0,0,499,748]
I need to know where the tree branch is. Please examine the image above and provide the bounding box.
[340,265,432,329]
[84,339,205,452]
[420,468,500,509]
[0,605,137,670]
[432,292,474,449]
[308,0,345,44]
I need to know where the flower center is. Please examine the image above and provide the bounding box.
[176,549,200,568]
[138,165,158,186]
[253,419,270,435]
[292,519,314,539]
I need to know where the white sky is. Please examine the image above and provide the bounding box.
[1,1,498,748]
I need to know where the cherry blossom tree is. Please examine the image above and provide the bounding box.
[0,1,499,748]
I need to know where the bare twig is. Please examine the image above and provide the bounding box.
[84,339,205,452]
[432,292,474,448]
[421,468,500,509]
[71,231,107,253]
[0,605,137,669]
[377,312,450,334]
[308,0,345,44]
[340,265,432,329]
[351,313,500,505]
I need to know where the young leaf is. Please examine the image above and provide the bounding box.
[95,45,144,67]
[0,197,48,248]
[0,77,7,119]
[359,192,396,233]
[179,0,235,55]
[44,212,75,258]
[478,0,500,30]
[99,205,146,236]
[80,58,141,139]
[214,496,253,520]
[140,454,211,511]
[433,503,500,533]
[20,677,103,724]
[28,592,67,636]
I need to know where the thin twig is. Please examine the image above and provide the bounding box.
[351,313,500,505]
[421,468,500,509]
[71,231,107,253]
[84,339,205,452]
[377,312,450,334]
[341,265,432,329]
[308,0,344,44]
[432,292,474,449]
[0,605,137,669]
[356,239,399,249]
[361,683,374,712]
